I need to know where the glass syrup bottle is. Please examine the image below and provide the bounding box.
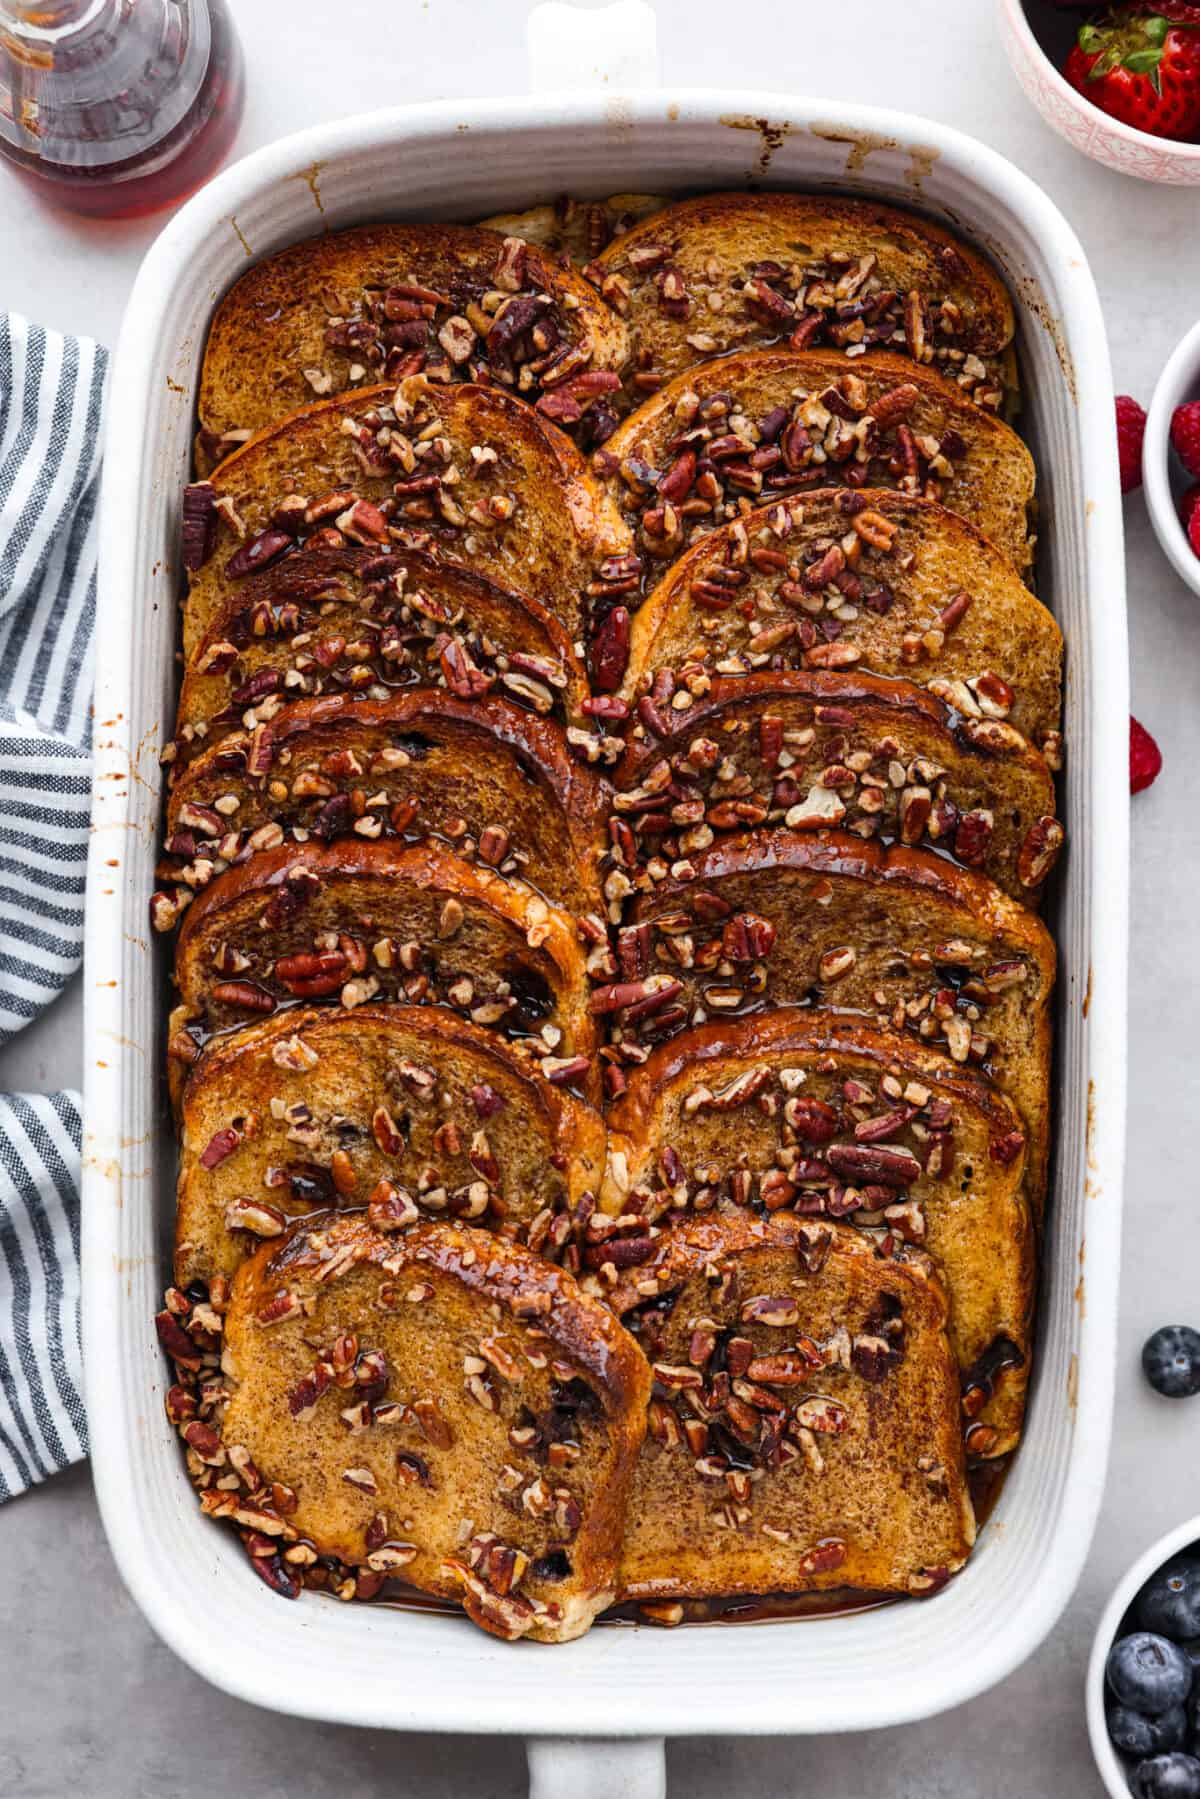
[0,0,244,218]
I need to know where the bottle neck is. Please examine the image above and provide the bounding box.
[0,0,212,167]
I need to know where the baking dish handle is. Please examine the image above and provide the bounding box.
[526,0,660,92]
[527,1736,667,1798]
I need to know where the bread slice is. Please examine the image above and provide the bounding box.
[614,669,1061,904]
[171,544,593,766]
[588,192,1013,409]
[605,1213,975,1601]
[158,690,610,926]
[203,1215,650,1640]
[170,839,597,1089]
[624,489,1062,754]
[195,221,630,471]
[182,378,634,655]
[614,827,1055,1210]
[174,1004,606,1288]
[595,349,1035,576]
[478,194,667,265]
[605,1010,1035,1458]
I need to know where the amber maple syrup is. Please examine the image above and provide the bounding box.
[0,0,244,218]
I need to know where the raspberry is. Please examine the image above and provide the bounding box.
[1116,395,1146,493]
[1170,401,1200,479]
[1131,716,1162,795]
[1182,484,1200,556]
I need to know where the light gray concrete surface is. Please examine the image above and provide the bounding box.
[0,1,1196,1793]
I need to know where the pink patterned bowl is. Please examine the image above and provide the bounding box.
[999,0,1200,184]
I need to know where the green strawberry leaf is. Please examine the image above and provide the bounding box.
[1124,44,1166,69]
[1088,42,1124,75]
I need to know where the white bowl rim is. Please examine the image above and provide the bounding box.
[1086,1511,1200,1798]
[1144,315,1200,597]
[1001,0,1200,164]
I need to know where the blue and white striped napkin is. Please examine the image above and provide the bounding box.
[0,314,106,1501]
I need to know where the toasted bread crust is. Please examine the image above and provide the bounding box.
[616,668,1059,904]
[173,544,594,759]
[591,191,1014,401]
[176,1004,607,1286]
[173,838,597,1083]
[610,1213,975,1600]
[185,380,633,653]
[626,489,1062,747]
[623,826,1054,1210]
[219,1215,651,1641]
[598,349,1035,575]
[164,689,610,917]
[606,1009,1036,1455]
[197,221,630,470]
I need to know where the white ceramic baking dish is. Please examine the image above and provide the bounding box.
[81,34,1129,1799]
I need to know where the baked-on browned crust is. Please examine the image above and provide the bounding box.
[196,221,630,472]
[596,350,1035,576]
[607,1213,975,1601]
[605,1010,1035,1457]
[619,826,1055,1209]
[614,668,1060,905]
[171,839,597,1088]
[213,1216,651,1642]
[625,489,1062,752]
[182,378,634,654]
[175,1005,607,1287]
[157,690,610,926]
[589,191,1014,405]
[171,545,594,764]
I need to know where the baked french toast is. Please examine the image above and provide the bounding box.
[156,690,610,927]
[623,489,1062,754]
[181,377,634,654]
[588,191,1014,409]
[170,544,593,766]
[604,1011,1035,1457]
[614,668,1061,904]
[196,221,630,471]
[157,190,1063,1634]
[607,1213,975,1602]
[175,1005,606,1287]
[205,1215,651,1640]
[616,827,1055,1209]
[595,350,1035,576]
[170,839,597,1090]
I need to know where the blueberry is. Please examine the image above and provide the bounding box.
[1110,1703,1188,1757]
[1143,1328,1200,1398]
[1131,1753,1200,1798]
[1140,1561,1200,1639]
[1108,1633,1194,1714]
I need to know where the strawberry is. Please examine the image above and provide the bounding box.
[1116,395,1147,492]
[1171,401,1200,478]
[1131,716,1163,794]
[1065,8,1200,141]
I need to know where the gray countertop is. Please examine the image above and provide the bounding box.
[1,1,1197,1792]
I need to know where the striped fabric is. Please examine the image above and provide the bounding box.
[0,314,107,1499]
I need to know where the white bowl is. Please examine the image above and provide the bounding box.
[1087,1514,1200,1798]
[999,0,1200,186]
[1145,318,1200,600]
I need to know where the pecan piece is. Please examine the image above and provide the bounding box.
[1017,815,1064,888]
